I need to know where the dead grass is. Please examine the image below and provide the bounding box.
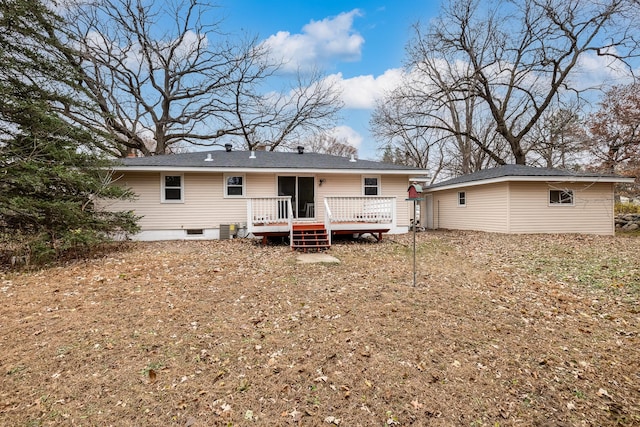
[1,230,638,426]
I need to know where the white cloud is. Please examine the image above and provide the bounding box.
[261,10,364,72]
[328,125,363,149]
[329,68,406,109]
[573,50,636,91]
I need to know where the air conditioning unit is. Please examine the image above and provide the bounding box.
[219,224,238,240]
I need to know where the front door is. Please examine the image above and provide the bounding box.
[278,176,315,219]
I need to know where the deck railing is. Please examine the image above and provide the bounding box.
[325,196,395,223]
[247,196,396,240]
[247,197,293,231]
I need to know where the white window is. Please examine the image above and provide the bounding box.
[162,174,183,202]
[363,176,380,196]
[225,174,245,197]
[549,189,574,205]
[458,191,466,206]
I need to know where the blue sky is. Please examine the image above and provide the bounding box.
[214,1,635,160]
[217,1,441,159]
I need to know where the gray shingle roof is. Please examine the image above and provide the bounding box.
[427,164,629,189]
[114,150,427,172]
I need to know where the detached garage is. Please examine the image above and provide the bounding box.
[423,165,635,236]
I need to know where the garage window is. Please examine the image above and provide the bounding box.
[549,189,574,205]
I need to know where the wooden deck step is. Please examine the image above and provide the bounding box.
[291,224,330,252]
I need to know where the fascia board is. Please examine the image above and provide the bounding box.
[426,175,636,192]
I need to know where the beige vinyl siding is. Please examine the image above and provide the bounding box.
[312,174,359,222]
[432,183,509,233]
[382,175,411,227]
[105,172,160,229]
[245,173,275,197]
[108,172,248,229]
[508,182,615,235]
[108,171,413,233]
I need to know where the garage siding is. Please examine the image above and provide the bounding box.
[432,183,509,233]
[508,182,615,235]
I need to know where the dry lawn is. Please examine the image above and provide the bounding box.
[1,230,639,426]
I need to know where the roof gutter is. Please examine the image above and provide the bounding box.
[426,175,636,192]
[110,165,429,175]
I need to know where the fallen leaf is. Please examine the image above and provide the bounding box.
[148,369,156,383]
[290,409,302,422]
[324,415,341,425]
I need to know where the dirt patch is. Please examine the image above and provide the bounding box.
[1,231,638,426]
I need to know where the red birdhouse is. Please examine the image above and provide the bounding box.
[407,183,423,199]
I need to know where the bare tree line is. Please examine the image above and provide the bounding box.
[371,0,640,183]
[54,0,344,157]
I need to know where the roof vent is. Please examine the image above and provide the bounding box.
[224,143,232,152]
[349,154,357,162]
[297,145,304,154]
[249,150,256,159]
[204,153,213,162]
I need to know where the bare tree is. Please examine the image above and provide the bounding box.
[371,90,446,181]
[527,107,588,168]
[585,84,640,198]
[58,0,342,157]
[220,69,343,152]
[587,83,640,179]
[371,55,502,180]
[304,133,357,157]
[397,0,639,167]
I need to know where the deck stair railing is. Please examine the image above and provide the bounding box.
[323,199,333,246]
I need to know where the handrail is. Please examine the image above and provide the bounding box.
[324,198,333,246]
[288,199,294,247]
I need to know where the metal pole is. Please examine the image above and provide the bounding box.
[413,199,417,287]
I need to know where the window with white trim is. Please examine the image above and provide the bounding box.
[458,191,466,206]
[363,176,380,196]
[162,174,183,202]
[225,174,245,197]
[549,189,574,205]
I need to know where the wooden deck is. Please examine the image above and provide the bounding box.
[252,221,390,247]
[247,196,396,249]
